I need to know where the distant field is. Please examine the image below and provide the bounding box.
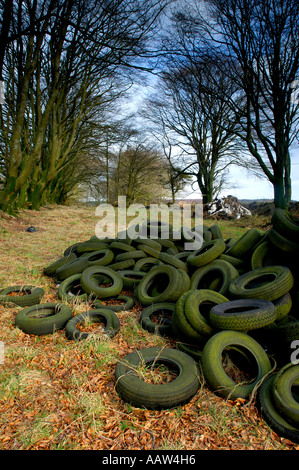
[0,204,296,450]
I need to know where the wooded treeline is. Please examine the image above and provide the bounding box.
[0,0,298,213]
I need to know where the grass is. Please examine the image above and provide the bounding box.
[0,203,297,450]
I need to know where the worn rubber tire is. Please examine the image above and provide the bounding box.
[0,285,45,307]
[108,259,135,271]
[57,274,89,302]
[271,208,299,242]
[201,330,272,399]
[225,229,262,259]
[209,298,276,331]
[115,347,200,409]
[83,249,114,267]
[268,228,299,255]
[80,266,123,298]
[134,257,162,272]
[118,270,146,289]
[228,266,294,302]
[65,308,120,340]
[140,302,175,336]
[258,373,299,444]
[158,252,188,272]
[94,294,134,312]
[272,363,299,427]
[136,265,185,305]
[187,239,226,268]
[15,303,72,335]
[55,257,89,282]
[43,253,77,276]
[115,249,147,262]
[75,241,110,255]
[190,259,239,295]
[273,293,292,321]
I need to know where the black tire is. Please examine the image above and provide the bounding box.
[57,274,89,302]
[140,302,175,336]
[272,363,299,426]
[0,285,45,307]
[225,229,262,259]
[65,308,120,340]
[115,347,200,409]
[271,208,299,242]
[228,266,294,302]
[80,266,123,298]
[55,257,89,282]
[15,303,72,335]
[43,253,77,276]
[209,298,276,331]
[94,294,134,312]
[190,259,239,296]
[118,270,146,289]
[201,330,272,399]
[258,373,299,444]
[187,239,226,268]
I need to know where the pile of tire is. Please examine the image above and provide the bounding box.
[5,215,299,440]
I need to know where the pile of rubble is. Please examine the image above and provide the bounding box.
[204,196,252,220]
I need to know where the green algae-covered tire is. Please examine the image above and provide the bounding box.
[209,298,276,331]
[15,303,72,335]
[272,363,299,427]
[94,294,134,312]
[65,308,120,340]
[140,302,175,337]
[115,347,200,409]
[80,266,123,299]
[228,266,294,302]
[187,239,226,268]
[258,373,299,444]
[57,274,89,302]
[43,252,77,276]
[0,285,45,307]
[201,330,272,400]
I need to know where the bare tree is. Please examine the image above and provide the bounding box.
[173,0,299,208]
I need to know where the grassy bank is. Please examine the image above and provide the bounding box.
[0,204,297,450]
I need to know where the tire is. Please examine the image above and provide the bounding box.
[209,298,276,331]
[80,266,123,298]
[115,249,147,262]
[134,257,162,272]
[187,239,226,268]
[55,257,89,282]
[228,266,294,302]
[251,241,272,270]
[210,224,224,240]
[108,259,135,271]
[190,259,239,295]
[115,347,200,409]
[75,241,110,255]
[83,249,114,267]
[258,373,299,444]
[218,254,245,269]
[94,294,134,312]
[140,302,175,336]
[272,363,299,426]
[110,241,136,253]
[273,293,292,321]
[133,238,162,252]
[225,229,262,259]
[158,252,188,272]
[275,319,299,345]
[136,244,161,259]
[0,285,45,307]
[43,252,77,276]
[269,228,299,255]
[201,330,272,400]
[57,274,89,302]
[136,265,186,305]
[15,303,72,335]
[184,289,229,338]
[271,208,299,242]
[118,270,146,289]
[65,308,120,340]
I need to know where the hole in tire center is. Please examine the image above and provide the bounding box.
[221,346,258,384]
[244,273,277,289]
[137,360,179,385]
[147,273,170,296]
[225,305,259,314]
